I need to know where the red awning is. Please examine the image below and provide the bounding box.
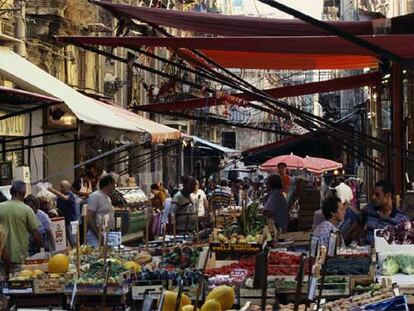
[92,0,374,36]
[56,35,414,57]
[138,72,381,112]
[57,35,414,69]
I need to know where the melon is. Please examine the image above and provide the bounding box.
[206,285,235,310]
[201,299,222,311]
[124,261,141,273]
[162,290,191,311]
[182,305,195,311]
[48,254,69,273]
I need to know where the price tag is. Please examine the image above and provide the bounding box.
[107,231,122,247]
[310,236,319,257]
[70,221,79,235]
[230,268,248,284]
[308,277,318,301]
[328,233,337,257]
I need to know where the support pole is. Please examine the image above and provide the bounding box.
[392,62,404,195]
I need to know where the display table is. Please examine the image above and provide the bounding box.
[7,292,66,308]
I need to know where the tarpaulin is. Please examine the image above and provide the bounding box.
[56,35,414,57]
[57,35,414,69]
[138,72,381,112]
[92,0,374,37]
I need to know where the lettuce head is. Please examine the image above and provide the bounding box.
[396,255,414,275]
[382,256,400,276]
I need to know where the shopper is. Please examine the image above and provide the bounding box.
[171,175,197,234]
[48,180,77,247]
[277,162,291,195]
[262,174,289,233]
[362,180,409,244]
[150,183,166,211]
[313,196,346,248]
[0,180,41,265]
[86,174,116,247]
[24,195,55,252]
[211,179,232,210]
[190,180,208,217]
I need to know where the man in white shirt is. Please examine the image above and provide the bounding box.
[190,180,208,217]
[86,174,115,247]
[335,177,353,206]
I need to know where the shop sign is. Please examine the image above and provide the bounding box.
[0,112,25,136]
[51,217,67,251]
[209,242,262,254]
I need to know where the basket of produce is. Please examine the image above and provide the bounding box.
[322,286,395,310]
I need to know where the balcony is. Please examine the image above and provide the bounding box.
[26,0,66,18]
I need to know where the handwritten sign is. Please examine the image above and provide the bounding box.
[209,242,262,254]
[230,268,248,284]
[107,231,122,247]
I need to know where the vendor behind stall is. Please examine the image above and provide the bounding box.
[86,174,116,247]
[171,175,197,234]
[362,180,409,244]
[313,196,345,248]
[262,174,289,233]
[48,181,77,247]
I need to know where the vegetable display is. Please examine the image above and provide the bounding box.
[376,221,414,244]
[223,202,266,235]
[382,256,400,276]
[395,255,414,275]
[381,255,414,275]
[325,256,371,275]
[322,287,395,311]
[161,246,202,268]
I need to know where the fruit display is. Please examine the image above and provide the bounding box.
[9,269,44,281]
[161,290,191,311]
[205,285,235,310]
[137,268,202,287]
[161,246,202,268]
[206,258,256,277]
[223,202,266,235]
[69,259,128,286]
[213,233,262,244]
[354,283,382,294]
[325,256,371,275]
[48,254,70,273]
[322,287,395,311]
[200,299,222,311]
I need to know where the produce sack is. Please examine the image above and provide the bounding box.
[36,182,56,200]
[382,256,399,276]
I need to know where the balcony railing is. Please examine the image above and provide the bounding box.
[26,0,66,18]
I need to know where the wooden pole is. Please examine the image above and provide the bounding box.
[145,207,150,250]
[242,191,247,235]
[195,248,211,309]
[76,222,80,278]
[83,204,88,245]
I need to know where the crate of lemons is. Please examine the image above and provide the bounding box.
[11,253,72,294]
[161,285,236,311]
